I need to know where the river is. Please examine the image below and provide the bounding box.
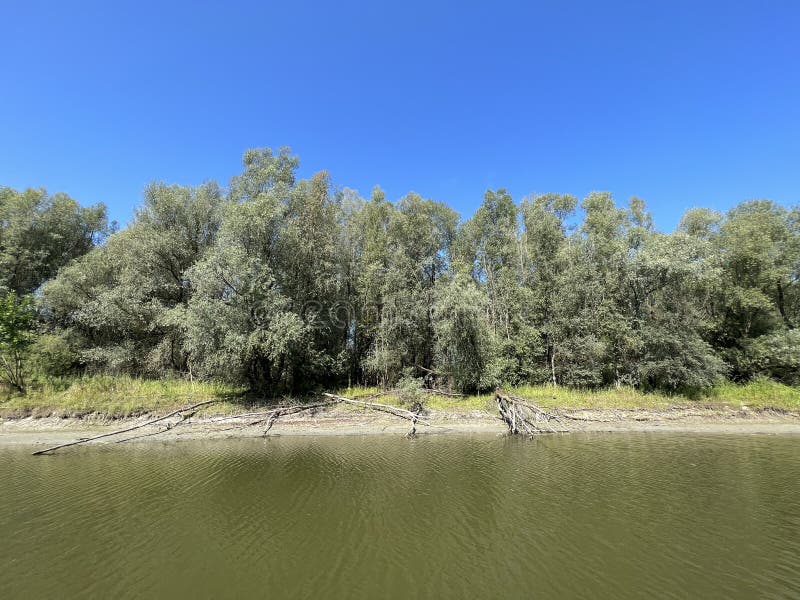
[1,433,798,598]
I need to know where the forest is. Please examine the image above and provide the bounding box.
[1,147,798,397]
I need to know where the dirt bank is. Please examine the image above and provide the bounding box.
[2,404,799,450]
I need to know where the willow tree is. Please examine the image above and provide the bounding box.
[432,270,492,391]
[28,147,800,394]
[520,193,577,384]
[350,187,394,385]
[701,200,800,380]
[456,189,539,384]
[0,292,35,391]
[42,182,223,374]
[358,192,458,387]
[0,186,107,295]
[182,148,349,393]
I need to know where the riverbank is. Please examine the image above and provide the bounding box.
[2,376,800,449]
[2,403,799,449]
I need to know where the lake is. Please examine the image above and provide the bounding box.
[1,433,798,599]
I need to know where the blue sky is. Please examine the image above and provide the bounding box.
[2,0,798,230]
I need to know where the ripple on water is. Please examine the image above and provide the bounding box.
[1,433,798,599]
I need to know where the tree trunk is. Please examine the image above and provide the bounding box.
[777,280,793,329]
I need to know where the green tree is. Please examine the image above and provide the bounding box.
[182,148,350,393]
[41,182,223,375]
[0,292,36,391]
[433,271,493,391]
[361,193,458,387]
[0,187,107,295]
[688,200,800,380]
[520,193,577,384]
[30,148,800,394]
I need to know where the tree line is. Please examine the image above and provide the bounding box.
[1,147,798,394]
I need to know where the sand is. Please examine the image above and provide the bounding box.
[2,405,799,451]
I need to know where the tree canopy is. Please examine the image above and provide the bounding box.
[0,186,107,295]
[4,147,798,394]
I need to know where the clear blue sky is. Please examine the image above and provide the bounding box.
[2,0,798,230]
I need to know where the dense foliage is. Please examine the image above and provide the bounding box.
[2,148,798,394]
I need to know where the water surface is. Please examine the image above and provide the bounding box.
[1,433,798,598]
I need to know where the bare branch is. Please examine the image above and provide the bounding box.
[32,400,220,455]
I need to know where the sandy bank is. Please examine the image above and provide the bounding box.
[1,405,799,450]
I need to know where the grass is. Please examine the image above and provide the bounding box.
[0,375,247,418]
[705,377,800,410]
[337,379,800,412]
[339,380,800,413]
[1,375,798,419]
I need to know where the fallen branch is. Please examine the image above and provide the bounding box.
[323,392,435,426]
[199,401,336,434]
[32,391,450,456]
[556,411,616,423]
[495,391,567,435]
[32,400,221,455]
[406,403,423,438]
[350,388,464,401]
[260,401,334,435]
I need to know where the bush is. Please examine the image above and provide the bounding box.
[744,330,800,385]
[27,333,80,379]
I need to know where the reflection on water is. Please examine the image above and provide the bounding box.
[1,433,798,599]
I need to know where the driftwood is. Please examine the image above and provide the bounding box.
[259,401,333,435]
[495,390,567,435]
[351,388,463,401]
[32,399,221,455]
[322,392,439,437]
[32,392,443,455]
[406,403,422,438]
[33,386,588,454]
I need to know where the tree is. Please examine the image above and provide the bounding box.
[433,271,493,392]
[0,187,107,295]
[0,292,36,391]
[360,193,458,387]
[687,200,800,380]
[182,148,351,393]
[30,147,800,394]
[628,231,726,391]
[457,189,519,337]
[41,182,223,375]
[520,193,577,384]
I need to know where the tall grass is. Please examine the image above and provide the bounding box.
[0,375,246,418]
[705,376,800,410]
[339,380,800,412]
[2,375,798,419]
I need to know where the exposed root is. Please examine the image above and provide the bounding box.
[495,390,568,435]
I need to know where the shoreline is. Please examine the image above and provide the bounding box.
[2,405,800,449]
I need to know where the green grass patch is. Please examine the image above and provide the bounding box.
[2,376,798,419]
[338,381,800,412]
[0,375,246,418]
[425,393,493,411]
[503,384,674,410]
[705,377,800,410]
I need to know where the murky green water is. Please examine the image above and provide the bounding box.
[1,433,798,599]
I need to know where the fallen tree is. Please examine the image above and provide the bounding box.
[495,390,568,435]
[31,388,576,455]
[322,392,434,437]
[32,392,441,455]
[32,399,221,455]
